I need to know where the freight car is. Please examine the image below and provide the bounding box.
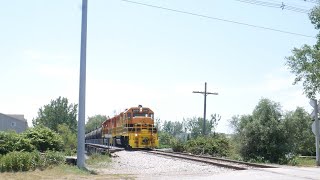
[85,105,159,149]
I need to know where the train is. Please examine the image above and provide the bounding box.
[85,105,159,149]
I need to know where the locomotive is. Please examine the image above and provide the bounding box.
[85,105,159,149]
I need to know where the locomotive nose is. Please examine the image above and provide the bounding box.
[142,137,149,144]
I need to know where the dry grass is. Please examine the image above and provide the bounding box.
[1,164,135,180]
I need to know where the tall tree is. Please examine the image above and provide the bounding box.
[283,107,315,156]
[286,6,320,99]
[85,115,107,133]
[32,97,77,133]
[231,98,289,163]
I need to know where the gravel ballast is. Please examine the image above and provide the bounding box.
[95,151,233,178]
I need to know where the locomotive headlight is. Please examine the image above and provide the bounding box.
[135,133,138,137]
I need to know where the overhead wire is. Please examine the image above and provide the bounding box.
[119,0,315,38]
[233,0,311,13]
[295,0,318,4]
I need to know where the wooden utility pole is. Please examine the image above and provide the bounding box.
[193,82,218,136]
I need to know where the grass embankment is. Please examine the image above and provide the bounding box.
[1,153,133,179]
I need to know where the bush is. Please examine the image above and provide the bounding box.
[22,126,63,152]
[0,131,35,155]
[185,135,230,157]
[0,151,65,172]
[44,150,65,166]
[171,139,185,152]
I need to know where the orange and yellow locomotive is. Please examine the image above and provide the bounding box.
[86,105,158,149]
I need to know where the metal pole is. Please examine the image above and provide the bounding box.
[77,0,88,169]
[203,82,207,136]
[314,99,320,166]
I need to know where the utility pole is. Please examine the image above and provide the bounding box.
[77,0,88,169]
[310,99,320,166]
[193,82,218,136]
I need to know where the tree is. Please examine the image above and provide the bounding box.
[185,114,221,138]
[85,115,107,133]
[286,6,320,99]
[57,124,77,155]
[283,107,315,156]
[162,120,184,136]
[32,97,77,133]
[230,98,289,163]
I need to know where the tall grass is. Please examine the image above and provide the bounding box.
[0,151,65,172]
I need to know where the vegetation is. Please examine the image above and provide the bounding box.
[22,126,63,152]
[229,98,315,164]
[158,114,230,157]
[57,124,77,155]
[31,97,78,154]
[0,151,65,172]
[85,115,107,133]
[86,153,111,168]
[286,6,320,99]
[32,96,78,133]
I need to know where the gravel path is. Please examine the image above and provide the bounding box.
[95,151,233,179]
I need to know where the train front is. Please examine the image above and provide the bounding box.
[125,105,159,149]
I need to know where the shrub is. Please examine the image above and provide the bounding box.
[171,139,185,152]
[185,135,230,157]
[44,150,65,166]
[22,126,63,152]
[0,151,65,172]
[0,131,35,155]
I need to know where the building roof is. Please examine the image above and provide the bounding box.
[0,113,27,122]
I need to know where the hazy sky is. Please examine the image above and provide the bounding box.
[0,0,318,133]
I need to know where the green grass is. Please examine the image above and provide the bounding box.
[293,157,316,167]
[86,153,112,168]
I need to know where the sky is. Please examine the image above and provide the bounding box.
[0,0,318,134]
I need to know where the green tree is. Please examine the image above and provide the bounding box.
[57,124,77,155]
[32,97,78,133]
[85,114,107,133]
[283,107,315,156]
[231,98,289,163]
[286,6,320,99]
[185,114,221,138]
[162,120,184,136]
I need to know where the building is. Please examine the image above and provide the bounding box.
[0,113,28,133]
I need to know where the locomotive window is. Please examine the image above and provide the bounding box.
[133,113,147,117]
[127,113,131,119]
[148,113,154,119]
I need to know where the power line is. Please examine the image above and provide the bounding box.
[294,0,318,4]
[119,0,315,38]
[233,0,311,13]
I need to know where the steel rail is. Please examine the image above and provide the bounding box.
[144,150,247,170]
[172,152,276,168]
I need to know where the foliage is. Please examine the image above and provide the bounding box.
[230,98,317,163]
[57,124,77,155]
[170,139,186,152]
[185,114,221,138]
[85,115,107,133]
[22,126,63,152]
[283,107,315,156]
[230,98,289,163]
[43,150,65,166]
[0,151,65,172]
[158,132,174,148]
[286,6,320,99]
[0,131,34,155]
[184,134,230,157]
[32,97,78,133]
[162,120,184,136]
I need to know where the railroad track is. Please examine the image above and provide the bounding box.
[143,150,277,170]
